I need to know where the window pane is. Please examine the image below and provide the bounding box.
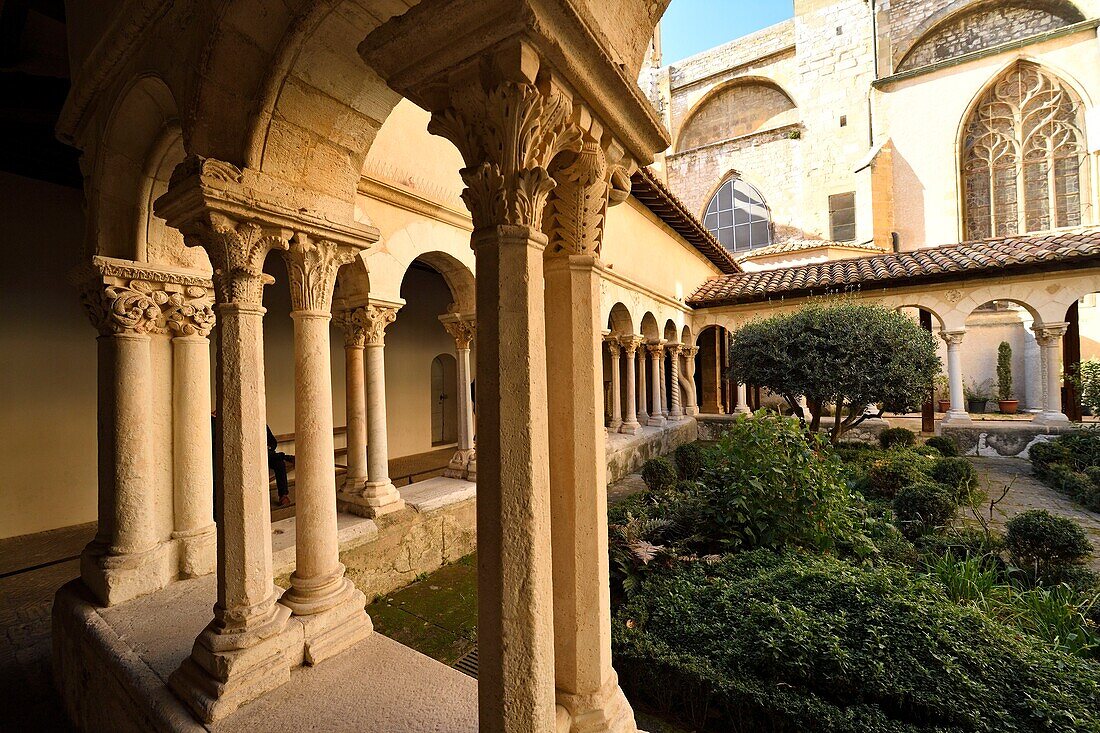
[750,221,770,246]
[718,210,734,228]
[717,182,733,211]
[704,178,772,252]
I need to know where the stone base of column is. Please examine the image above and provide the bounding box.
[341,474,368,492]
[443,448,477,481]
[669,409,683,420]
[168,602,298,723]
[646,416,666,428]
[618,420,640,435]
[637,411,648,424]
[80,540,175,607]
[685,406,699,416]
[1033,411,1071,426]
[172,525,216,579]
[284,578,373,666]
[734,404,752,415]
[607,420,622,432]
[941,410,973,427]
[338,481,405,518]
[555,674,637,733]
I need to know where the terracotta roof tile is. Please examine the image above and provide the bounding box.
[734,238,885,262]
[688,227,1100,307]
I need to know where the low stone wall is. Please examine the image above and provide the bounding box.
[696,414,890,444]
[941,422,1080,459]
[606,418,699,484]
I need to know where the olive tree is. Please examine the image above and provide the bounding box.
[728,302,940,442]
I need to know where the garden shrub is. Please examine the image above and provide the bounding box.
[1006,510,1092,578]
[640,457,677,491]
[878,426,915,449]
[613,551,1100,733]
[930,457,979,503]
[1088,466,1100,488]
[912,444,941,458]
[893,482,957,539]
[924,435,959,457]
[1029,440,1072,476]
[1043,465,1100,512]
[917,527,1005,561]
[1056,427,1100,471]
[673,443,704,480]
[865,450,931,499]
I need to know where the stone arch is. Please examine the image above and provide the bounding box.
[334,256,371,306]
[663,319,678,343]
[607,303,634,336]
[94,74,181,261]
[675,78,798,153]
[640,312,660,340]
[885,300,947,331]
[400,251,476,315]
[681,324,693,345]
[896,0,1086,73]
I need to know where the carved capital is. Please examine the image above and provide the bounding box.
[427,78,582,231]
[178,212,289,306]
[619,335,645,355]
[1033,322,1070,345]
[939,330,966,347]
[78,269,215,338]
[604,336,622,356]
[354,304,398,346]
[282,236,358,313]
[665,343,682,357]
[646,342,666,357]
[441,316,477,349]
[544,141,610,258]
[681,346,699,359]
[334,310,367,348]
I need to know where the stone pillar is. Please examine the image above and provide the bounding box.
[279,238,372,664]
[335,310,368,492]
[636,346,649,424]
[156,208,298,723]
[339,303,405,517]
[544,141,637,733]
[682,345,699,416]
[442,314,478,480]
[735,382,751,414]
[1033,322,1071,425]
[667,343,683,419]
[605,337,623,431]
[647,343,666,427]
[940,330,971,426]
[700,329,723,414]
[619,337,643,434]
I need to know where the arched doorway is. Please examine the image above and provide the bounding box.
[431,353,459,446]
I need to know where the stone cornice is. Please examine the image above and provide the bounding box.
[357,176,473,232]
[71,255,214,290]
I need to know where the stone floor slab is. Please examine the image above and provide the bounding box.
[399,476,477,513]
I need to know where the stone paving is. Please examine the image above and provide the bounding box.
[968,457,1100,571]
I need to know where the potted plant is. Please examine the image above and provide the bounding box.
[964,379,991,414]
[934,373,951,412]
[996,341,1018,414]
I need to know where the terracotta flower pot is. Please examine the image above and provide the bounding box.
[937,400,951,413]
[998,399,1019,415]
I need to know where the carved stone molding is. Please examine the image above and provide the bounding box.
[618,335,645,355]
[939,330,966,346]
[282,236,359,313]
[441,317,477,349]
[353,304,398,346]
[646,342,665,357]
[604,336,621,356]
[76,263,216,337]
[334,310,367,349]
[544,141,609,257]
[175,212,289,306]
[1033,322,1070,345]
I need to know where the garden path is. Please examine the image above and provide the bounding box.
[969,457,1100,571]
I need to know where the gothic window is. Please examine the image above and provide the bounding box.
[961,63,1087,241]
[703,178,772,252]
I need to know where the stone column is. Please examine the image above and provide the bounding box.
[605,337,623,431]
[700,328,723,414]
[735,382,752,414]
[169,293,217,580]
[335,310,368,492]
[156,208,298,723]
[279,237,372,664]
[667,343,683,419]
[1033,322,1071,425]
[940,330,971,426]
[682,345,699,416]
[442,314,478,480]
[636,347,649,424]
[648,343,666,427]
[544,141,637,733]
[619,337,643,434]
[338,304,405,517]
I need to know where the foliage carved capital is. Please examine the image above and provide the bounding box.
[178,212,290,306]
[79,277,215,338]
[939,330,966,347]
[619,335,645,355]
[282,236,358,313]
[1032,322,1070,345]
[441,316,477,349]
[352,304,399,346]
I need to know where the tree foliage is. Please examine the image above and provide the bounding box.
[728,302,940,442]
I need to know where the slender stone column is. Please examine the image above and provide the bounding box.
[636,347,649,423]
[648,343,666,427]
[335,310,368,492]
[619,337,643,434]
[442,314,478,480]
[940,330,971,426]
[667,343,683,419]
[681,345,699,416]
[1033,322,1071,425]
[338,304,405,517]
[735,382,752,414]
[659,351,670,418]
[280,238,372,664]
[605,337,623,431]
[170,326,217,580]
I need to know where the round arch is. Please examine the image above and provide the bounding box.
[607,303,634,336]
[640,312,660,340]
[674,76,799,153]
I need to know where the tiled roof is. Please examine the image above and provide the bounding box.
[630,168,741,275]
[735,238,885,262]
[688,227,1100,307]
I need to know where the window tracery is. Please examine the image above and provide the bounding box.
[703,178,772,252]
[962,63,1087,240]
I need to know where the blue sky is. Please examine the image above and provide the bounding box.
[660,0,795,65]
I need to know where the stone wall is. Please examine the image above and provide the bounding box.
[941,422,1080,458]
[677,83,798,152]
[606,419,699,483]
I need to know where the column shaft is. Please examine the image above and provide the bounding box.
[344,344,368,490]
[942,330,971,425]
[668,346,683,419]
[682,346,700,416]
[442,316,478,481]
[735,382,751,414]
[1034,323,1070,425]
[606,341,622,430]
[620,340,641,434]
[636,350,648,423]
[172,334,216,578]
[648,345,666,427]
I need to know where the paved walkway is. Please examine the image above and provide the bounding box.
[968,457,1100,572]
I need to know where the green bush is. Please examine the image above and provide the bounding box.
[1006,510,1092,577]
[878,427,915,449]
[917,527,1005,560]
[1029,440,1072,475]
[672,443,704,480]
[893,482,957,539]
[924,435,959,457]
[613,551,1100,733]
[1044,465,1100,511]
[640,457,677,491]
[865,450,931,499]
[1057,427,1100,471]
[912,444,941,458]
[930,456,979,503]
[1088,466,1100,488]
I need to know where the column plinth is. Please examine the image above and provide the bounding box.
[734,382,751,415]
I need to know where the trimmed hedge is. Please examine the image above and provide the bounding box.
[893,483,957,539]
[640,457,677,491]
[1006,509,1092,577]
[930,457,979,503]
[924,435,960,457]
[673,443,705,480]
[865,451,932,499]
[879,427,916,450]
